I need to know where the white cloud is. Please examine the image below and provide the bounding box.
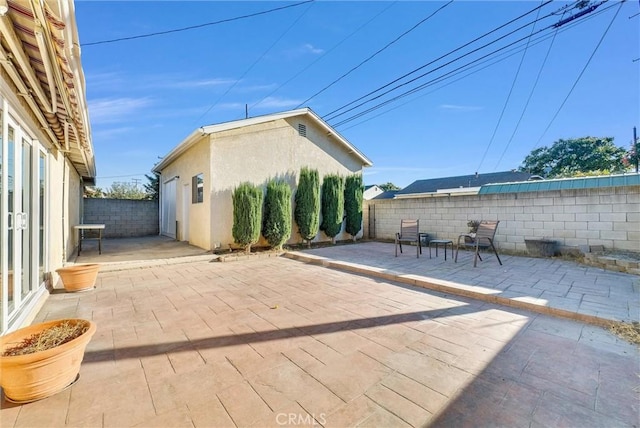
[89,97,153,124]
[252,96,302,109]
[439,104,483,112]
[302,43,324,55]
[235,83,279,93]
[171,78,238,89]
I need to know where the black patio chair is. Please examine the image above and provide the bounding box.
[455,220,502,267]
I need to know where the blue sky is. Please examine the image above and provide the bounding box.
[75,1,639,190]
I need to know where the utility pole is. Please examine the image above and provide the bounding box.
[634,126,638,173]
[132,178,141,188]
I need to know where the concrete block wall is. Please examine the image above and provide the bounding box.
[364,186,640,253]
[83,199,159,238]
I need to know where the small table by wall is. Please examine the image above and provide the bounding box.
[429,239,453,260]
[74,224,105,256]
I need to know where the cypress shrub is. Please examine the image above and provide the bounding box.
[263,179,292,250]
[294,167,320,247]
[344,174,363,241]
[320,174,344,243]
[232,182,263,253]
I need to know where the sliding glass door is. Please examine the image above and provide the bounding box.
[1,108,46,333]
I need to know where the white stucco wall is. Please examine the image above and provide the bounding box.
[158,137,211,250]
[209,116,365,249]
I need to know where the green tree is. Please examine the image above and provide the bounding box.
[84,187,104,198]
[294,167,320,247]
[104,182,147,200]
[379,182,400,191]
[344,174,363,241]
[623,138,639,172]
[262,180,292,250]
[232,182,263,253]
[320,174,345,244]
[144,172,160,200]
[519,137,627,178]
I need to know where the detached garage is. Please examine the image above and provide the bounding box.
[153,108,372,251]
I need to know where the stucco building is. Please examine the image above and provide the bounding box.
[153,108,372,251]
[0,1,94,333]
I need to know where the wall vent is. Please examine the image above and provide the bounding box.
[298,123,307,137]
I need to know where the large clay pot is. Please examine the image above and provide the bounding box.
[56,264,100,292]
[0,319,96,403]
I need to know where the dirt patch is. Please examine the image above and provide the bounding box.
[603,250,640,263]
[609,321,640,346]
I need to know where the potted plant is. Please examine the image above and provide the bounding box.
[56,263,100,292]
[464,220,480,243]
[0,318,96,403]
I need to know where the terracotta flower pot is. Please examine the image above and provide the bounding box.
[56,264,100,292]
[0,319,96,403]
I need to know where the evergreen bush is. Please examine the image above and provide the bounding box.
[294,167,320,247]
[263,179,292,250]
[344,174,363,240]
[320,174,344,243]
[232,182,263,253]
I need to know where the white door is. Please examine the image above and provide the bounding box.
[182,183,190,242]
[1,112,41,333]
[161,178,177,238]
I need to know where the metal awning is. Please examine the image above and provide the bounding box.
[478,173,640,194]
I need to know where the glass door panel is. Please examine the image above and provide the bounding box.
[39,152,45,285]
[21,138,32,299]
[7,125,15,313]
[0,111,3,324]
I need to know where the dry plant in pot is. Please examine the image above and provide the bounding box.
[56,263,100,292]
[0,318,96,403]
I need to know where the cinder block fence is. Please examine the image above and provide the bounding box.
[364,185,639,253]
[83,199,159,238]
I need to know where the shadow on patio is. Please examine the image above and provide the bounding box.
[2,248,638,426]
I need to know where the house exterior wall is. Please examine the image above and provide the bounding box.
[364,186,640,252]
[364,185,384,200]
[158,137,211,249]
[208,116,364,250]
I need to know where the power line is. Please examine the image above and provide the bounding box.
[330,15,561,127]
[323,0,555,122]
[532,0,623,149]
[82,1,314,47]
[294,0,454,109]
[194,1,315,125]
[336,4,611,132]
[249,2,398,112]
[493,21,562,170]
[328,1,617,128]
[476,1,546,173]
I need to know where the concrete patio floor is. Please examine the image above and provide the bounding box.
[1,238,639,427]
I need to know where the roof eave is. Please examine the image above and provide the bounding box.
[153,128,205,173]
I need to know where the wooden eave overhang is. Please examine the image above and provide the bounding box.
[0,0,94,178]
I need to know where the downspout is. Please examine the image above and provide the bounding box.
[61,155,66,263]
[157,173,162,236]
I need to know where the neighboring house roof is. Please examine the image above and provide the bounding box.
[396,171,533,197]
[479,173,640,194]
[364,185,379,190]
[154,107,372,172]
[372,190,399,200]
[1,1,94,179]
